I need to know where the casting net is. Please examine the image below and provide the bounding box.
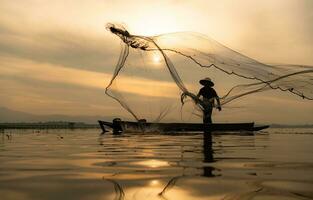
[105,23,313,122]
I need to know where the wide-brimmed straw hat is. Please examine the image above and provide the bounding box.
[199,77,214,87]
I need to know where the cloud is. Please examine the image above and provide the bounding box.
[0,56,179,98]
[0,20,119,74]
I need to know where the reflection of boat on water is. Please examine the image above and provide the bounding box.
[99,132,220,199]
[98,118,269,134]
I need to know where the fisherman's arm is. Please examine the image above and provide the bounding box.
[195,90,202,103]
[216,96,222,111]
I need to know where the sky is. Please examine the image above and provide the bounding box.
[0,0,312,124]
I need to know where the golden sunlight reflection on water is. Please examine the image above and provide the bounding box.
[135,159,170,168]
[0,129,312,200]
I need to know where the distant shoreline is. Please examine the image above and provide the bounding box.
[0,122,99,129]
[1,122,313,130]
[269,124,313,128]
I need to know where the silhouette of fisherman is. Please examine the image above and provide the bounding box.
[197,78,222,125]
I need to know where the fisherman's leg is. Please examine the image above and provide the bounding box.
[203,107,213,132]
[203,110,208,124]
[203,107,213,124]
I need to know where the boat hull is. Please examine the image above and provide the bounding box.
[98,120,269,133]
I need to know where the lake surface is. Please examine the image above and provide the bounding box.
[0,128,313,200]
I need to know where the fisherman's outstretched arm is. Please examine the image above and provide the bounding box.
[216,96,222,111]
[196,91,201,103]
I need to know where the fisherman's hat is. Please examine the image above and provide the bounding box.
[199,77,214,87]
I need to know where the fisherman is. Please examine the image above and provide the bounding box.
[197,78,222,125]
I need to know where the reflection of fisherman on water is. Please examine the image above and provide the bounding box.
[202,133,218,177]
[197,78,222,124]
[159,133,220,199]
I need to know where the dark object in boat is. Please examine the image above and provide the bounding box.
[98,118,269,134]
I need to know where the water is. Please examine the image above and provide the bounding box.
[0,128,312,200]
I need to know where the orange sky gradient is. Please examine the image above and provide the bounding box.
[0,0,312,124]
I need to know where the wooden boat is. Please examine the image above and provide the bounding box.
[98,118,269,134]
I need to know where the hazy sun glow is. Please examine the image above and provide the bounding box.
[149,180,160,186]
[152,53,162,64]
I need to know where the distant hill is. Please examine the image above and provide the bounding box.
[0,107,114,124]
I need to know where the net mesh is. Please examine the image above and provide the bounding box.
[105,23,313,122]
